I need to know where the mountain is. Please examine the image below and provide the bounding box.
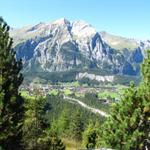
[101,31,139,50]
[101,31,150,51]
[10,18,150,81]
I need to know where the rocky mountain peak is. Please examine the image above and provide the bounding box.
[72,20,96,38]
[10,18,150,76]
[52,18,70,26]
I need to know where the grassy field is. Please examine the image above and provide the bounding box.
[97,85,126,100]
[49,89,59,96]
[62,138,82,150]
[20,90,35,99]
[63,89,73,96]
[98,90,120,99]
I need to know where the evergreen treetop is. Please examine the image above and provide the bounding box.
[0,17,24,150]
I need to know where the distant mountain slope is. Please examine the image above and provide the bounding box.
[10,18,150,77]
[101,31,139,50]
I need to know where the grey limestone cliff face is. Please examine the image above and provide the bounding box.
[10,18,150,75]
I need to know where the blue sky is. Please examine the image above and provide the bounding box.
[0,0,150,39]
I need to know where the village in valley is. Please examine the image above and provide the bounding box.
[20,80,122,105]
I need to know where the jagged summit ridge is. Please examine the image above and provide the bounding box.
[71,20,96,38]
[10,18,150,75]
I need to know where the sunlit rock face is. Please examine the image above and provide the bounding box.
[10,18,150,75]
[76,72,114,82]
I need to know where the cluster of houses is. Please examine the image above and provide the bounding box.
[20,83,99,95]
[20,83,118,104]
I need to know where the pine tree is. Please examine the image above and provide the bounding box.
[22,89,65,150]
[82,122,99,149]
[0,17,24,149]
[139,50,150,149]
[22,90,48,149]
[70,111,84,141]
[57,108,70,136]
[99,50,150,149]
[48,132,65,150]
